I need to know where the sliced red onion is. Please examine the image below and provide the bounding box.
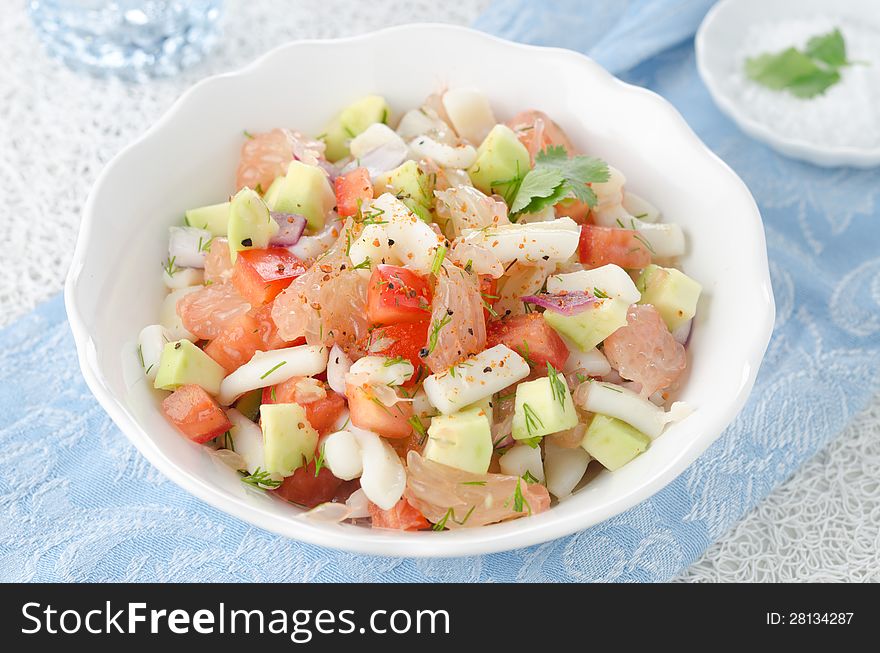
[340,141,408,180]
[269,211,307,246]
[316,159,340,181]
[521,291,598,316]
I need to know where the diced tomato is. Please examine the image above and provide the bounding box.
[273,460,344,509]
[335,167,373,218]
[161,384,231,444]
[366,265,432,325]
[486,313,569,370]
[578,224,651,270]
[479,274,498,321]
[368,498,430,531]
[360,320,430,386]
[333,478,361,504]
[231,247,308,306]
[346,383,414,439]
[261,378,347,434]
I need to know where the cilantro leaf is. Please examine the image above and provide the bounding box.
[744,28,858,99]
[745,48,819,90]
[509,167,564,214]
[507,145,610,217]
[534,146,609,205]
[788,68,841,98]
[805,28,848,68]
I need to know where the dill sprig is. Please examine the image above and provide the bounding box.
[260,360,287,380]
[547,363,567,410]
[241,468,281,489]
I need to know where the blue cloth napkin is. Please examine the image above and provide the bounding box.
[2,0,879,582]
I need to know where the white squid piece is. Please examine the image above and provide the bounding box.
[423,345,530,415]
[137,324,171,381]
[455,217,580,268]
[348,193,445,274]
[352,427,406,510]
[218,345,328,405]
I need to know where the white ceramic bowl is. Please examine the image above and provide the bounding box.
[696,0,880,168]
[65,24,774,557]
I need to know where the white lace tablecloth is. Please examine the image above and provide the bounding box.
[2,0,877,582]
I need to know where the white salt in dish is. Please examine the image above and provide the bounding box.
[696,0,880,168]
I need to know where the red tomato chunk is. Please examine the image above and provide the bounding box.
[360,320,430,386]
[366,265,432,325]
[346,384,413,439]
[335,167,374,218]
[231,247,308,306]
[273,460,344,509]
[162,384,231,444]
[578,224,651,270]
[486,313,569,370]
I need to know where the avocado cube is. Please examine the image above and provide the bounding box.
[581,414,650,471]
[376,160,434,221]
[512,375,578,442]
[260,403,319,478]
[154,340,227,396]
[543,298,629,351]
[319,118,351,162]
[262,176,283,206]
[320,95,391,163]
[340,95,390,136]
[423,405,493,474]
[637,264,702,331]
[227,187,277,263]
[269,160,334,232]
[185,201,230,237]
[467,124,530,199]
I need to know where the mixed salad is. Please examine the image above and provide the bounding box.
[140,88,700,531]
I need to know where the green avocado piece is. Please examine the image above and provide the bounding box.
[260,403,319,478]
[581,414,650,471]
[423,405,493,474]
[227,187,278,263]
[340,95,390,136]
[184,201,230,237]
[512,375,578,442]
[319,95,391,163]
[262,176,284,207]
[377,160,434,221]
[542,298,629,351]
[637,264,702,332]
[268,160,334,232]
[320,118,351,163]
[154,340,227,396]
[467,124,531,198]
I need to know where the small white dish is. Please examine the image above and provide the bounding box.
[65,24,774,557]
[696,0,880,168]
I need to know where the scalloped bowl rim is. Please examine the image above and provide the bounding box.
[64,23,775,557]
